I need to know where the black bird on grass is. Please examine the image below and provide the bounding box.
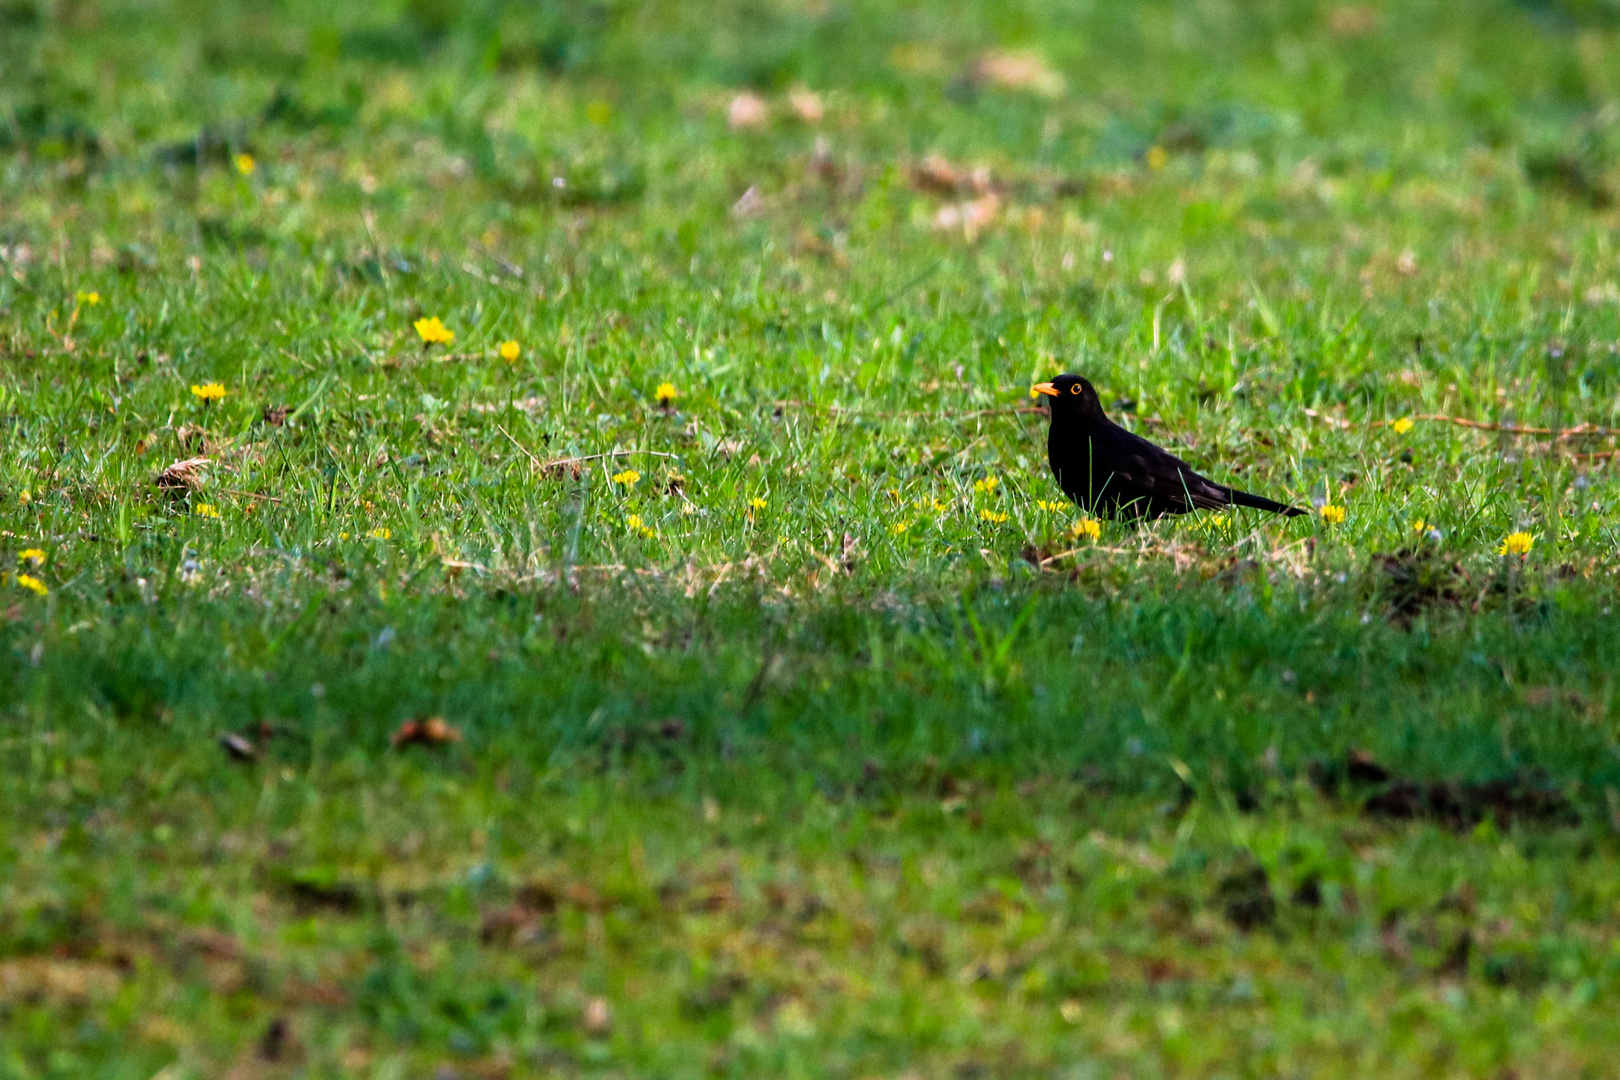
[1032,374,1305,521]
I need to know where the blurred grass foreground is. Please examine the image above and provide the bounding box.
[6,0,1620,1076]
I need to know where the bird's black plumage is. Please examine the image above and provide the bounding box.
[1032,374,1304,521]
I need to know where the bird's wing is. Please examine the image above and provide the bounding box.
[1095,427,1233,511]
[1109,459,1232,511]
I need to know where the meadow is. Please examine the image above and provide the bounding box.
[5,0,1620,1075]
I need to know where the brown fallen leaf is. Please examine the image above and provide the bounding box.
[973,49,1066,98]
[911,154,995,197]
[154,456,211,492]
[731,184,764,217]
[933,194,1001,238]
[175,424,207,453]
[0,958,124,1004]
[390,717,462,748]
[727,91,768,130]
[542,461,583,481]
[788,88,824,123]
[583,996,613,1035]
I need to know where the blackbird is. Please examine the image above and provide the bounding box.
[1032,374,1304,521]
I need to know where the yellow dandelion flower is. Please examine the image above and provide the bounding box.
[19,548,45,566]
[17,490,30,505]
[1204,513,1230,529]
[1071,518,1101,541]
[979,509,1008,524]
[1319,504,1346,524]
[234,153,256,176]
[1391,417,1414,435]
[194,503,220,518]
[611,469,641,485]
[749,497,768,510]
[973,477,999,494]
[655,381,678,405]
[76,290,100,306]
[413,316,455,346]
[369,527,391,540]
[16,574,47,597]
[190,383,227,402]
[1036,499,1066,512]
[499,341,520,362]
[626,513,654,537]
[1412,519,1428,534]
[891,520,912,535]
[1499,531,1534,557]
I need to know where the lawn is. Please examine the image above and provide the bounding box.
[5,0,1620,1075]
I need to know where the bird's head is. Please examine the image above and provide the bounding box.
[1030,374,1105,420]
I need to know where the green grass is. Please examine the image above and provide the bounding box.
[6,0,1620,1075]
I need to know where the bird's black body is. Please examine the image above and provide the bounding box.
[1033,374,1304,521]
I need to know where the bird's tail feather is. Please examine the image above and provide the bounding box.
[1229,488,1306,517]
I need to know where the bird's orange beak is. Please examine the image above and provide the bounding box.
[1030,382,1059,398]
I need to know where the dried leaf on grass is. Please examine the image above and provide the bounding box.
[972,49,1066,98]
[541,461,584,481]
[583,996,613,1035]
[0,958,123,1004]
[153,456,211,491]
[727,92,768,130]
[175,424,207,453]
[932,194,1001,237]
[731,184,765,217]
[788,88,824,123]
[390,717,462,748]
[911,155,997,197]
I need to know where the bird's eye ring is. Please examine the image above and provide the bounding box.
[1069,384,1083,395]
